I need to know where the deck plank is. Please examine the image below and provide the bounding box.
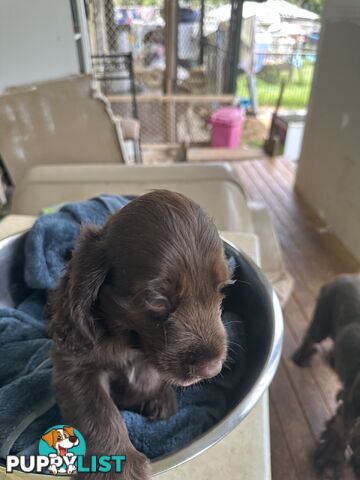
[269,395,299,480]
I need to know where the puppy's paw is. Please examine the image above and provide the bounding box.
[318,466,343,480]
[314,438,345,479]
[314,454,344,480]
[142,385,177,421]
[122,451,151,480]
[292,344,316,367]
[335,389,344,403]
[67,464,77,475]
[48,464,58,475]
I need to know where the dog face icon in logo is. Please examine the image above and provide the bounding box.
[42,426,79,456]
[39,425,86,475]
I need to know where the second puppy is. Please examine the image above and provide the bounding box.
[293,274,360,478]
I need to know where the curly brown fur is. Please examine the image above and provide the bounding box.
[47,190,231,480]
[349,418,360,477]
[293,274,360,478]
[314,406,348,480]
[292,274,360,368]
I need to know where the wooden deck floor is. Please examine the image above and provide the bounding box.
[235,157,360,480]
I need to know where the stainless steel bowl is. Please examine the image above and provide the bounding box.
[0,232,283,478]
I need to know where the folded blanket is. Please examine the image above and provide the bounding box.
[0,195,246,461]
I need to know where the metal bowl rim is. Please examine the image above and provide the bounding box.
[0,232,283,478]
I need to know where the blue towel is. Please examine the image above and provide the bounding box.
[0,195,246,461]
[24,195,130,290]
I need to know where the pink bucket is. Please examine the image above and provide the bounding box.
[210,107,244,148]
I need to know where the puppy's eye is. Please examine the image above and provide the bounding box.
[148,310,170,323]
[145,297,172,321]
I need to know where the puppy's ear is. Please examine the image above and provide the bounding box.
[64,426,75,437]
[48,225,108,353]
[41,430,57,448]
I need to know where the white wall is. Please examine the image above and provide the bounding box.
[0,0,80,92]
[296,0,360,262]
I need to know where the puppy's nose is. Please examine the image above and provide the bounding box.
[193,359,222,379]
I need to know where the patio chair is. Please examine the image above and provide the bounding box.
[0,74,141,187]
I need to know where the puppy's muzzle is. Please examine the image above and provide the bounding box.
[192,359,222,379]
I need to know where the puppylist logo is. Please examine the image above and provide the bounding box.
[6,425,126,475]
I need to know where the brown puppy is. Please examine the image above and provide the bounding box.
[48,190,231,480]
[293,274,360,479]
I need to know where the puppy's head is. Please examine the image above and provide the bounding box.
[50,190,231,385]
[41,427,78,449]
[102,191,231,386]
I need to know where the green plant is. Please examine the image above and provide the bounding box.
[237,62,315,109]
